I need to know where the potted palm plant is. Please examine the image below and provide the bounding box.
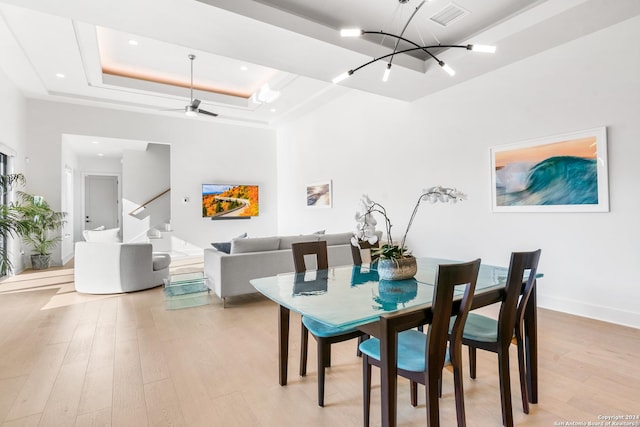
[13,191,66,270]
[0,173,27,275]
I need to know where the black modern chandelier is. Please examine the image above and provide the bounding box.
[332,0,496,84]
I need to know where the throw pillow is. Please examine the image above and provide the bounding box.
[82,227,121,243]
[319,231,354,246]
[211,242,231,254]
[211,232,247,254]
[231,236,280,254]
[279,234,319,250]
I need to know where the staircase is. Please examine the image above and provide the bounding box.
[145,224,203,259]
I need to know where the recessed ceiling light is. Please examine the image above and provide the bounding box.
[97,153,104,157]
[240,65,248,71]
[270,108,276,113]
[128,39,138,46]
[91,140,100,144]
[55,73,65,78]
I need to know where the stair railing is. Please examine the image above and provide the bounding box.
[129,188,170,216]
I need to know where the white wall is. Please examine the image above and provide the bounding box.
[72,153,122,247]
[277,17,640,328]
[25,100,278,262]
[122,143,170,242]
[60,136,80,264]
[0,67,27,274]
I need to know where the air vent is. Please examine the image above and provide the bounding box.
[429,3,469,27]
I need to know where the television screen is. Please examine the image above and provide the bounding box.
[202,184,259,218]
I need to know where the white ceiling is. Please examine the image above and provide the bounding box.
[1,0,639,141]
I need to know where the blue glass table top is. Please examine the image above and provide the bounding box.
[250,258,519,329]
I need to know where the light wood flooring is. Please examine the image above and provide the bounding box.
[0,258,639,426]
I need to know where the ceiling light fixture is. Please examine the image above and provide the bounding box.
[251,83,280,104]
[128,39,138,46]
[55,73,65,78]
[333,0,495,84]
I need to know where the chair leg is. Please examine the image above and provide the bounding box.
[317,338,327,407]
[452,359,467,427]
[300,323,309,376]
[357,334,369,357]
[497,349,514,427]
[425,367,441,427]
[468,346,477,379]
[516,336,530,414]
[322,340,331,368]
[410,380,418,407]
[363,355,372,427]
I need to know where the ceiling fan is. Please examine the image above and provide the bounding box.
[181,54,218,117]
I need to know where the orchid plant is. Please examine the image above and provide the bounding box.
[351,186,467,260]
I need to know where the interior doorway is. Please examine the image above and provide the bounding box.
[84,175,119,232]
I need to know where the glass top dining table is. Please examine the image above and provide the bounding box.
[250,257,541,427]
[250,257,509,328]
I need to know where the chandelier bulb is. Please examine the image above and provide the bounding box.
[439,61,456,76]
[340,28,363,37]
[382,63,392,82]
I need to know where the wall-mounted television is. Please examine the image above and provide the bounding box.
[202,184,259,219]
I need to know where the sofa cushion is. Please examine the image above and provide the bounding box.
[231,236,280,254]
[278,234,319,250]
[152,253,171,271]
[82,227,121,243]
[319,232,353,246]
[211,233,247,254]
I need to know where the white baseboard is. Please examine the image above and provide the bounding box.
[538,293,640,329]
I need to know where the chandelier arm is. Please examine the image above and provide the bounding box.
[349,44,468,75]
[388,0,426,67]
[363,31,464,61]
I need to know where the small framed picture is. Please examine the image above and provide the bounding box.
[490,127,608,212]
[306,181,332,208]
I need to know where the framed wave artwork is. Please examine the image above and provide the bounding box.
[490,127,609,213]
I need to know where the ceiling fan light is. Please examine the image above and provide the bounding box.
[185,106,198,117]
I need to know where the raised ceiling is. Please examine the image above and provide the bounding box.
[0,0,639,130]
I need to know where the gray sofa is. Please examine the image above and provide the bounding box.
[204,232,355,306]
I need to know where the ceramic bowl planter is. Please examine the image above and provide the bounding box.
[376,256,417,280]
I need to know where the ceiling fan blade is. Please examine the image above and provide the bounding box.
[191,99,201,109]
[197,108,219,117]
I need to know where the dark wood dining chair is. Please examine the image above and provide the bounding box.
[456,249,541,427]
[291,241,366,407]
[359,259,481,427]
[350,239,380,265]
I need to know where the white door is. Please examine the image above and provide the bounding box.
[84,175,119,231]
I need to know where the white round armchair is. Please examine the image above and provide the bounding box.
[74,242,170,294]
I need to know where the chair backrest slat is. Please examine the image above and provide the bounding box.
[428,259,481,372]
[291,240,329,273]
[497,249,542,344]
[351,240,380,266]
[380,259,480,370]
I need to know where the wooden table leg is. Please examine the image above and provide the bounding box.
[380,317,397,427]
[524,281,538,403]
[279,305,290,386]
